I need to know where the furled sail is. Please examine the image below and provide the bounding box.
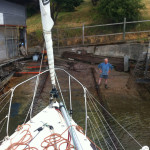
[39,0,56,86]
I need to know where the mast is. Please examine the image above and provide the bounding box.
[39,0,56,86]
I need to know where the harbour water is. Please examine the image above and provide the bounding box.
[0,63,150,149]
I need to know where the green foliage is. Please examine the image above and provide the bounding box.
[51,0,83,22]
[51,0,83,12]
[97,0,145,22]
[62,0,84,11]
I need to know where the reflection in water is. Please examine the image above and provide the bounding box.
[11,103,21,117]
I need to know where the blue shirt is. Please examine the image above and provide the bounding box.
[98,63,113,75]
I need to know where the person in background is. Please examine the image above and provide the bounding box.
[19,43,28,56]
[98,58,113,89]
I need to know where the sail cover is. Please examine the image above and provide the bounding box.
[39,0,56,86]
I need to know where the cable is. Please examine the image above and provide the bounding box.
[30,43,45,120]
[0,90,11,106]
[87,90,142,148]
[88,119,102,150]
[87,101,112,150]
[87,92,125,150]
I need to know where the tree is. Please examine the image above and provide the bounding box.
[97,0,145,22]
[91,0,99,6]
[51,0,83,22]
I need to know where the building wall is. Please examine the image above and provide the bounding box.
[0,27,7,61]
[0,1,26,26]
[0,26,19,62]
[0,1,26,62]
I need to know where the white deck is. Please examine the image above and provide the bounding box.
[0,102,94,150]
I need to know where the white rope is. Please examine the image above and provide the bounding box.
[88,118,103,150]
[87,101,110,150]
[87,91,142,148]
[87,91,125,150]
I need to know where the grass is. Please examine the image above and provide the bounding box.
[142,0,150,19]
[27,0,150,46]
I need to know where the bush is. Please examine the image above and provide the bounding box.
[97,0,145,22]
[63,0,83,11]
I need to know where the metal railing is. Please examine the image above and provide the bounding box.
[52,18,150,48]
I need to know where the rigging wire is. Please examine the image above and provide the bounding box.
[87,90,143,148]
[30,44,45,121]
[88,119,98,150]
[87,92,121,150]
[0,117,7,134]
[0,90,11,100]
[0,116,8,125]
[0,67,144,150]
[87,91,126,150]
[0,100,10,114]
[55,73,67,110]
[88,119,103,150]
[87,101,112,150]
[0,90,11,106]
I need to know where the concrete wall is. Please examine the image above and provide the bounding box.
[54,43,148,60]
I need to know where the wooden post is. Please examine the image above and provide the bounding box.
[4,25,8,59]
[145,35,150,76]
[123,18,126,40]
[57,28,60,53]
[24,27,28,54]
[82,24,85,45]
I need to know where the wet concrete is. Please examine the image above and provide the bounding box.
[0,60,150,149]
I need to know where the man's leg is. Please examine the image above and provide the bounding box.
[105,79,108,89]
[98,78,102,85]
[105,79,108,85]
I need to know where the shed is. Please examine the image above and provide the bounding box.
[0,0,27,62]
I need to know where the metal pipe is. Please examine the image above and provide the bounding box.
[59,102,83,150]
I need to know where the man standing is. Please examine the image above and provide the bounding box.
[98,58,113,89]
